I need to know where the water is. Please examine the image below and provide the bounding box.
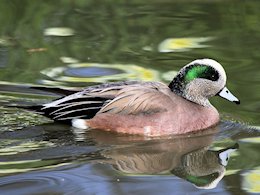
[0,1,260,194]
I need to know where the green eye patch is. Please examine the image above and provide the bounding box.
[184,65,219,82]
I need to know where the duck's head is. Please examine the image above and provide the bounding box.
[169,59,240,107]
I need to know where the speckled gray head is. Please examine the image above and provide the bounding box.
[169,59,240,107]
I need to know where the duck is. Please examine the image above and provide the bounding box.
[28,59,240,136]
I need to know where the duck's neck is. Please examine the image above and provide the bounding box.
[184,93,212,107]
[169,78,212,107]
[168,75,185,96]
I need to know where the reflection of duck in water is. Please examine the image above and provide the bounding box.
[94,129,238,189]
[171,143,238,189]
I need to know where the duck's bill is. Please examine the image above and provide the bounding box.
[218,87,240,104]
[218,143,239,166]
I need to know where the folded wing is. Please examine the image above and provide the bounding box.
[37,81,171,122]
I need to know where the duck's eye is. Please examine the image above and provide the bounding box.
[210,72,219,81]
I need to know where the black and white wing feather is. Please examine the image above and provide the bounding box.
[31,81,141,122]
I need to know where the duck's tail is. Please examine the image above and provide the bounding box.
[2,84,83,112]
[30,86,80,96]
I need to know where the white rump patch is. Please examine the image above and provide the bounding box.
[72,119,88,129]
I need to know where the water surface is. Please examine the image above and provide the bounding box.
[0,1,260,194]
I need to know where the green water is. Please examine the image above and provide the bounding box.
[0,1,260,194]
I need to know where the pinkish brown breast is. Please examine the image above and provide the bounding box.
[86,102,220,137]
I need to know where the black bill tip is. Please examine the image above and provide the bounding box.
[233,100,240,105]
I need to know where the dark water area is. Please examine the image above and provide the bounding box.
[0,0,260,194]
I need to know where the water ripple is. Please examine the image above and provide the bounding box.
[40,63,160,86]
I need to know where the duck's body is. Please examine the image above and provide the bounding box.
[83,82,219,136]
[28,59,240,136]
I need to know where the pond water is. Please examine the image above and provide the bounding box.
[0,1,260,194]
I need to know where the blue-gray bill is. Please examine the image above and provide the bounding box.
[217,87,240,105]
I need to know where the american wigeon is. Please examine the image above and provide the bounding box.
[31,59,240,136]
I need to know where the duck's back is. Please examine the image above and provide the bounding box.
[37,81,167,122]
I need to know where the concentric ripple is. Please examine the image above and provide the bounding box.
[40,63,160,86]
[0,163,116,195]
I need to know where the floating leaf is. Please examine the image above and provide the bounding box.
[158,37,214,53]
[60,56,79,64]
[27,48,47,54]
[44,27,75,36]
[142,45,153,51]
[242,169,260,193]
